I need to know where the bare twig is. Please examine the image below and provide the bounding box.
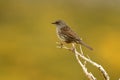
[73,43,96,80]
[74,45,110,80]
[57,43,110,80]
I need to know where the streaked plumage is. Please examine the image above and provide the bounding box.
[52,20,93,50]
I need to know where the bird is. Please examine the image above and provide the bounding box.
[52,20,93,50]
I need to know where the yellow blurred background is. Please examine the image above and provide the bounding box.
[0,0,120,80]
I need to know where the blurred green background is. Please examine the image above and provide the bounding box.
[0,0,120,80]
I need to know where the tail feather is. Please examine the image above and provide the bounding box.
[79,40,93,50]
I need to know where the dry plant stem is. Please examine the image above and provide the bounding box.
[72,44,96,80]
[58,43,110,80]
[73,44,110,80]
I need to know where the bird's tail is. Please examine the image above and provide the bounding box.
[78,40,93,50]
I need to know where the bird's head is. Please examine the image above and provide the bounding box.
[52,20,67,28]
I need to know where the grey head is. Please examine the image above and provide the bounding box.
[52,20,67,28]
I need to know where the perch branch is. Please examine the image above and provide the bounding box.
[57,42,110,80]
[73,44,110,80]
[72,44,96,80]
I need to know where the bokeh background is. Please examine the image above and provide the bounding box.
[0,0,120,80]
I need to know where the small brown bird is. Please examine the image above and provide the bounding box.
[52,20,93,50]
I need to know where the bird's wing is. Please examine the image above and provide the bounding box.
[61,26,81,41]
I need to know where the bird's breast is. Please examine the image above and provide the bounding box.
[56,28,66,41]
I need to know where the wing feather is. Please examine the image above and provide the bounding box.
[60,26,81,43]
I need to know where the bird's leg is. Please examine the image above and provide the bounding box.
[56,41,64,48]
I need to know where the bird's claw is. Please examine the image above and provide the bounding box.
[56,42,63,48]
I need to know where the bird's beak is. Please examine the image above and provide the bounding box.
[52,21,58,24]
[51,22,56,24]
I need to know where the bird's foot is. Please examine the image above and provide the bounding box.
[56,42,64,48]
